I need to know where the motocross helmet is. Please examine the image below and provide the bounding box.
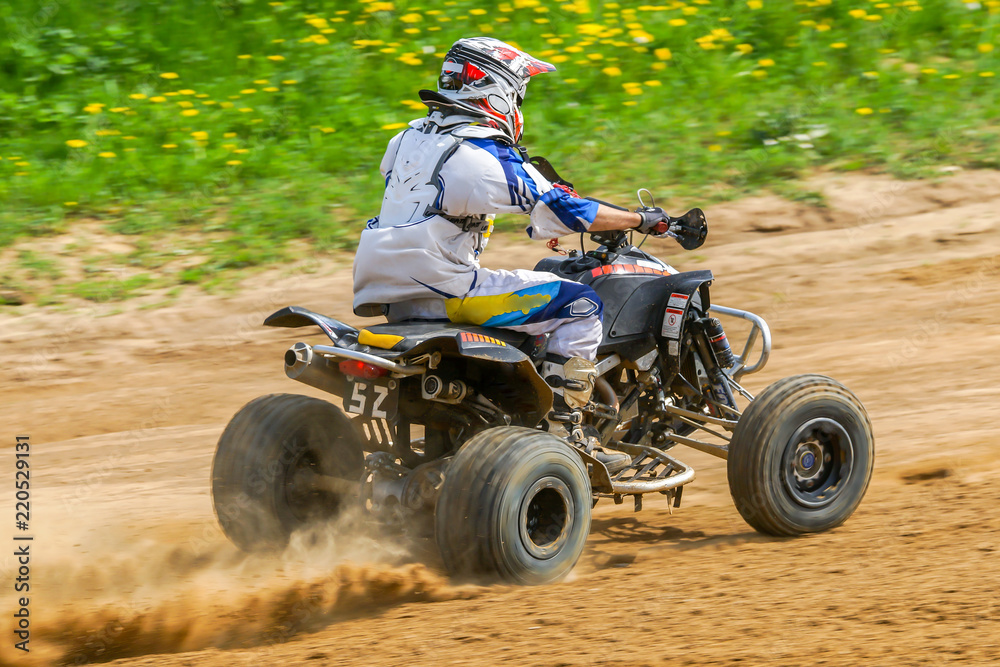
[419,37,555,143]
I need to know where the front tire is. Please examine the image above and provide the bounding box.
[212,394,365,551]
[727,375,874,536]
[435,426,592,585]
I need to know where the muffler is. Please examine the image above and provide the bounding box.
[284,341,347,395]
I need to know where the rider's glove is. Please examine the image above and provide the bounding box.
[635,207,670,235]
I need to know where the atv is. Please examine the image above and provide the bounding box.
[211,200,874,585]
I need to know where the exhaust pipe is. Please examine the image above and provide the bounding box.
[284,341,347,396]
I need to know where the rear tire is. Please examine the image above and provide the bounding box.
[727,374,874,536]
[212,393,365,551]
[435,426,591,585]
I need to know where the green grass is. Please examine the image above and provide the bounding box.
[2,0,1000,301]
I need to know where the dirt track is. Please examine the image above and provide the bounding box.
[2,170,1000,665]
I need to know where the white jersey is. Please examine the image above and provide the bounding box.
[352,117,599,315]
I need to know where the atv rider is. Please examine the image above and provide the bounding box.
[352,37,670,432]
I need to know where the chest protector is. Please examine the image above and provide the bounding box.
[380,126,501,233]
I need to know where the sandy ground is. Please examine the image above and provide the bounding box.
[1,170,999,665]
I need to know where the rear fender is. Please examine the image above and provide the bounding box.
[264,306,358,344]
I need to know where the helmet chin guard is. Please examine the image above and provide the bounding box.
[426,37,555,143]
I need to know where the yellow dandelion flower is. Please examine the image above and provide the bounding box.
[980,71,996,77]
[602,66,622,76]
[267,55,285,61]
[654,47,672,60]
[254,80,270,85]
[815,23,831,32]
[129,93,147,100]
[831,42,847,49]
[162,144,178,149]
[66,140,88,148]
[239,107,254,112]
[160,72,179,79]
[382,122,409,130]
[233,148,248,154]
[979,44,995,53]
[651,62,666,71]
[644,80,662,86]
[865,14,882,21]
[716,130,732,137]
[263,86,280,92]
[321,127,336,133]
[708,144,722,152]
[64,202,78,206]
[587,53,604,60]
[178,101,194,108]
[238,54,252,59]
[98,151,117,158]
[191,131,209,140]
[150,96,167,103]
[943,73,960,79]
[227,160,243,166]
[283,79,298,85]
[668,18,687,26]
[747,0,762,8]
[813,61,827,67]
[736,43,753,55]
[855,107,874,115]
[758,58,775,67]
[224,132,238,138]
[848,9,866,18]
[181,109,200,116]
[921,68,937,74]
[751,69,767,78]
[863,71,879,78]
[241,89,257,94]
[14,161,29,167]
[83,104,103,114]
[220,101,235,109]
[551,55,569,63]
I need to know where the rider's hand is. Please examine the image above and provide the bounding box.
[635,207,670,235]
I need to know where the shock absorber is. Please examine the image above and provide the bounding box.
[703,317,736,369]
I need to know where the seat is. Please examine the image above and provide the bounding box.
[360,321,536,355]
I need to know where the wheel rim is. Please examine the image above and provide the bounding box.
[519,476,573,560]
[283,441,344,524]
[781,417,854,509]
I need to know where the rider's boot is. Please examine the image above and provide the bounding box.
[541,356,632,475]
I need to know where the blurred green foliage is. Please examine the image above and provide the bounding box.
[1,0,999,283]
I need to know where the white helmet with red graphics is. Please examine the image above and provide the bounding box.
[419,37,555,144]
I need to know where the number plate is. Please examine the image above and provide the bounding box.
[343,379,398,420]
